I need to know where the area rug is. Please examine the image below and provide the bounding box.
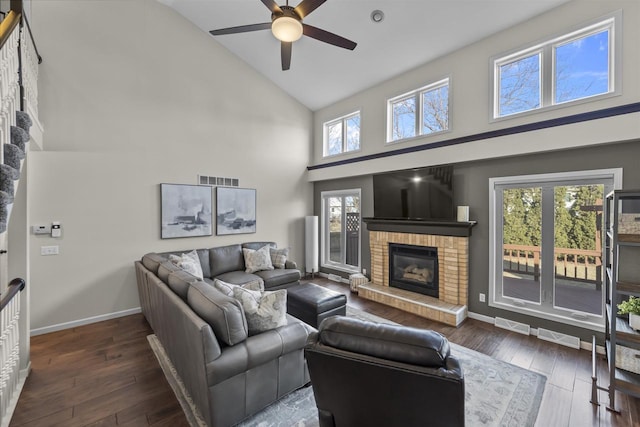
[148,307,546,427]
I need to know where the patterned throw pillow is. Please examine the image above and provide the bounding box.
[243,245,275,273]
[169,250,204,280]
[269,247,289,269]
[232,287,287,334]
[213,278,264,297]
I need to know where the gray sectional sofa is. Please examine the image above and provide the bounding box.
[135,241,311,427]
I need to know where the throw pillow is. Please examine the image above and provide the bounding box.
[213,278,264,297]
[269,247,289,269]
[243,245,274,273]
[232,287,287,334]
[169,250,204,280]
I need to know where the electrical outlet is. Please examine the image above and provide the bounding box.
[41,245,59,256]
[362,268,367,275]
[479,293,486,303]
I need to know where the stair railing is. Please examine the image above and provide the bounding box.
[0,278,25,426]
[0,10,22,165]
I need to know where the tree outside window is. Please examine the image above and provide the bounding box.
[323,112,360,157]
[494,16,615,119]
[389,79,450,142]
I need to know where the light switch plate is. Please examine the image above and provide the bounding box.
[33,225,51,235]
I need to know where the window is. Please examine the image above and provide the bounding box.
[498,52,541,116]
[388,78,449,142]
[489,169,621,330]
[323,112,360,157]
[493,14,618,119]
[321,189,361,273]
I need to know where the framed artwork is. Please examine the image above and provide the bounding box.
[160,184,212,239]
[216,187,256,235]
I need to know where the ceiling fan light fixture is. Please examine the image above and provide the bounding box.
[271,16,303,42]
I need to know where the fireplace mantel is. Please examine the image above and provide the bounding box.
[363,217,477,237]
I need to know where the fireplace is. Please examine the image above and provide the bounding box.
[389,243,439,298]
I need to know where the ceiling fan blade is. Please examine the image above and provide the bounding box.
[281,42,292,71]
[302,24,357,50]
[210,22,271,36]
[261,0,283,14]
[293,0,326,19]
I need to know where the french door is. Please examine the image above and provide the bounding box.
[321,189,361,273]
[490,169,620,329]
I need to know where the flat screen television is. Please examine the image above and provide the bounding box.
[372,165,454,220]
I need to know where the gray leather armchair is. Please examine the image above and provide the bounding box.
[305,316,465,427]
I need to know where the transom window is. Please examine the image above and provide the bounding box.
[387,78,449,143]
[323,112,360,157]
[489,168,622,330]
[493,13,619,119]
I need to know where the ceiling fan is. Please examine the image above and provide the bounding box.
[209,0,357,71]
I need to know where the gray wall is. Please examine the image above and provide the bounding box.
[314,139,640,340]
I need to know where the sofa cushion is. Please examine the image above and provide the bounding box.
[213,278,264,297]
[158,260,182,283]
[209,244,244,277]
[318,316,451,368]
[269,247,289,269]
[255,268,301,289]
[232,287,287,335]
[213,271,263,286]
[243,245,274,273]
[142,253,167,274]
[169,250,204,280]
[188,281,248,346]
[167,269,200,301]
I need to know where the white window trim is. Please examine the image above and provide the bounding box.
[490,10,622,121]
[320,188,361,274]
[488,168,623,332]
[322,111,361,158]
[386,77,450,144]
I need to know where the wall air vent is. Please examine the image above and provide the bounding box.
[537,328,581,349]
[494,317,531,335]
[198,175,239,187]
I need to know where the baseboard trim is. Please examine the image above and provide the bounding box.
[317,272,349,284]
[30,307,142,336]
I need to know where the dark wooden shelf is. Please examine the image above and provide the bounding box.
[362,217,477,237]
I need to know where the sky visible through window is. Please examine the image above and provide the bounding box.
[555,29,609,104]
[498,26,611,117]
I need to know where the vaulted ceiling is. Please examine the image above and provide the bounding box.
[160,0,569,110]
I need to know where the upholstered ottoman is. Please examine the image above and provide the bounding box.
[287,283,347,328]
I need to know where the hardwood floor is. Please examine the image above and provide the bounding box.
[10,278,640,426]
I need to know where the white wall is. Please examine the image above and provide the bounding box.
[28,0,312,331]
[310,0,640,181]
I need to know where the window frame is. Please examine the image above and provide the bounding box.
[488,168,622,331]
[322,111,361,158]
[386,77,450,143]
[320,189,361,274]
[491,11,621,121]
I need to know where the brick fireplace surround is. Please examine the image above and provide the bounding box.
[360,219,475,326]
